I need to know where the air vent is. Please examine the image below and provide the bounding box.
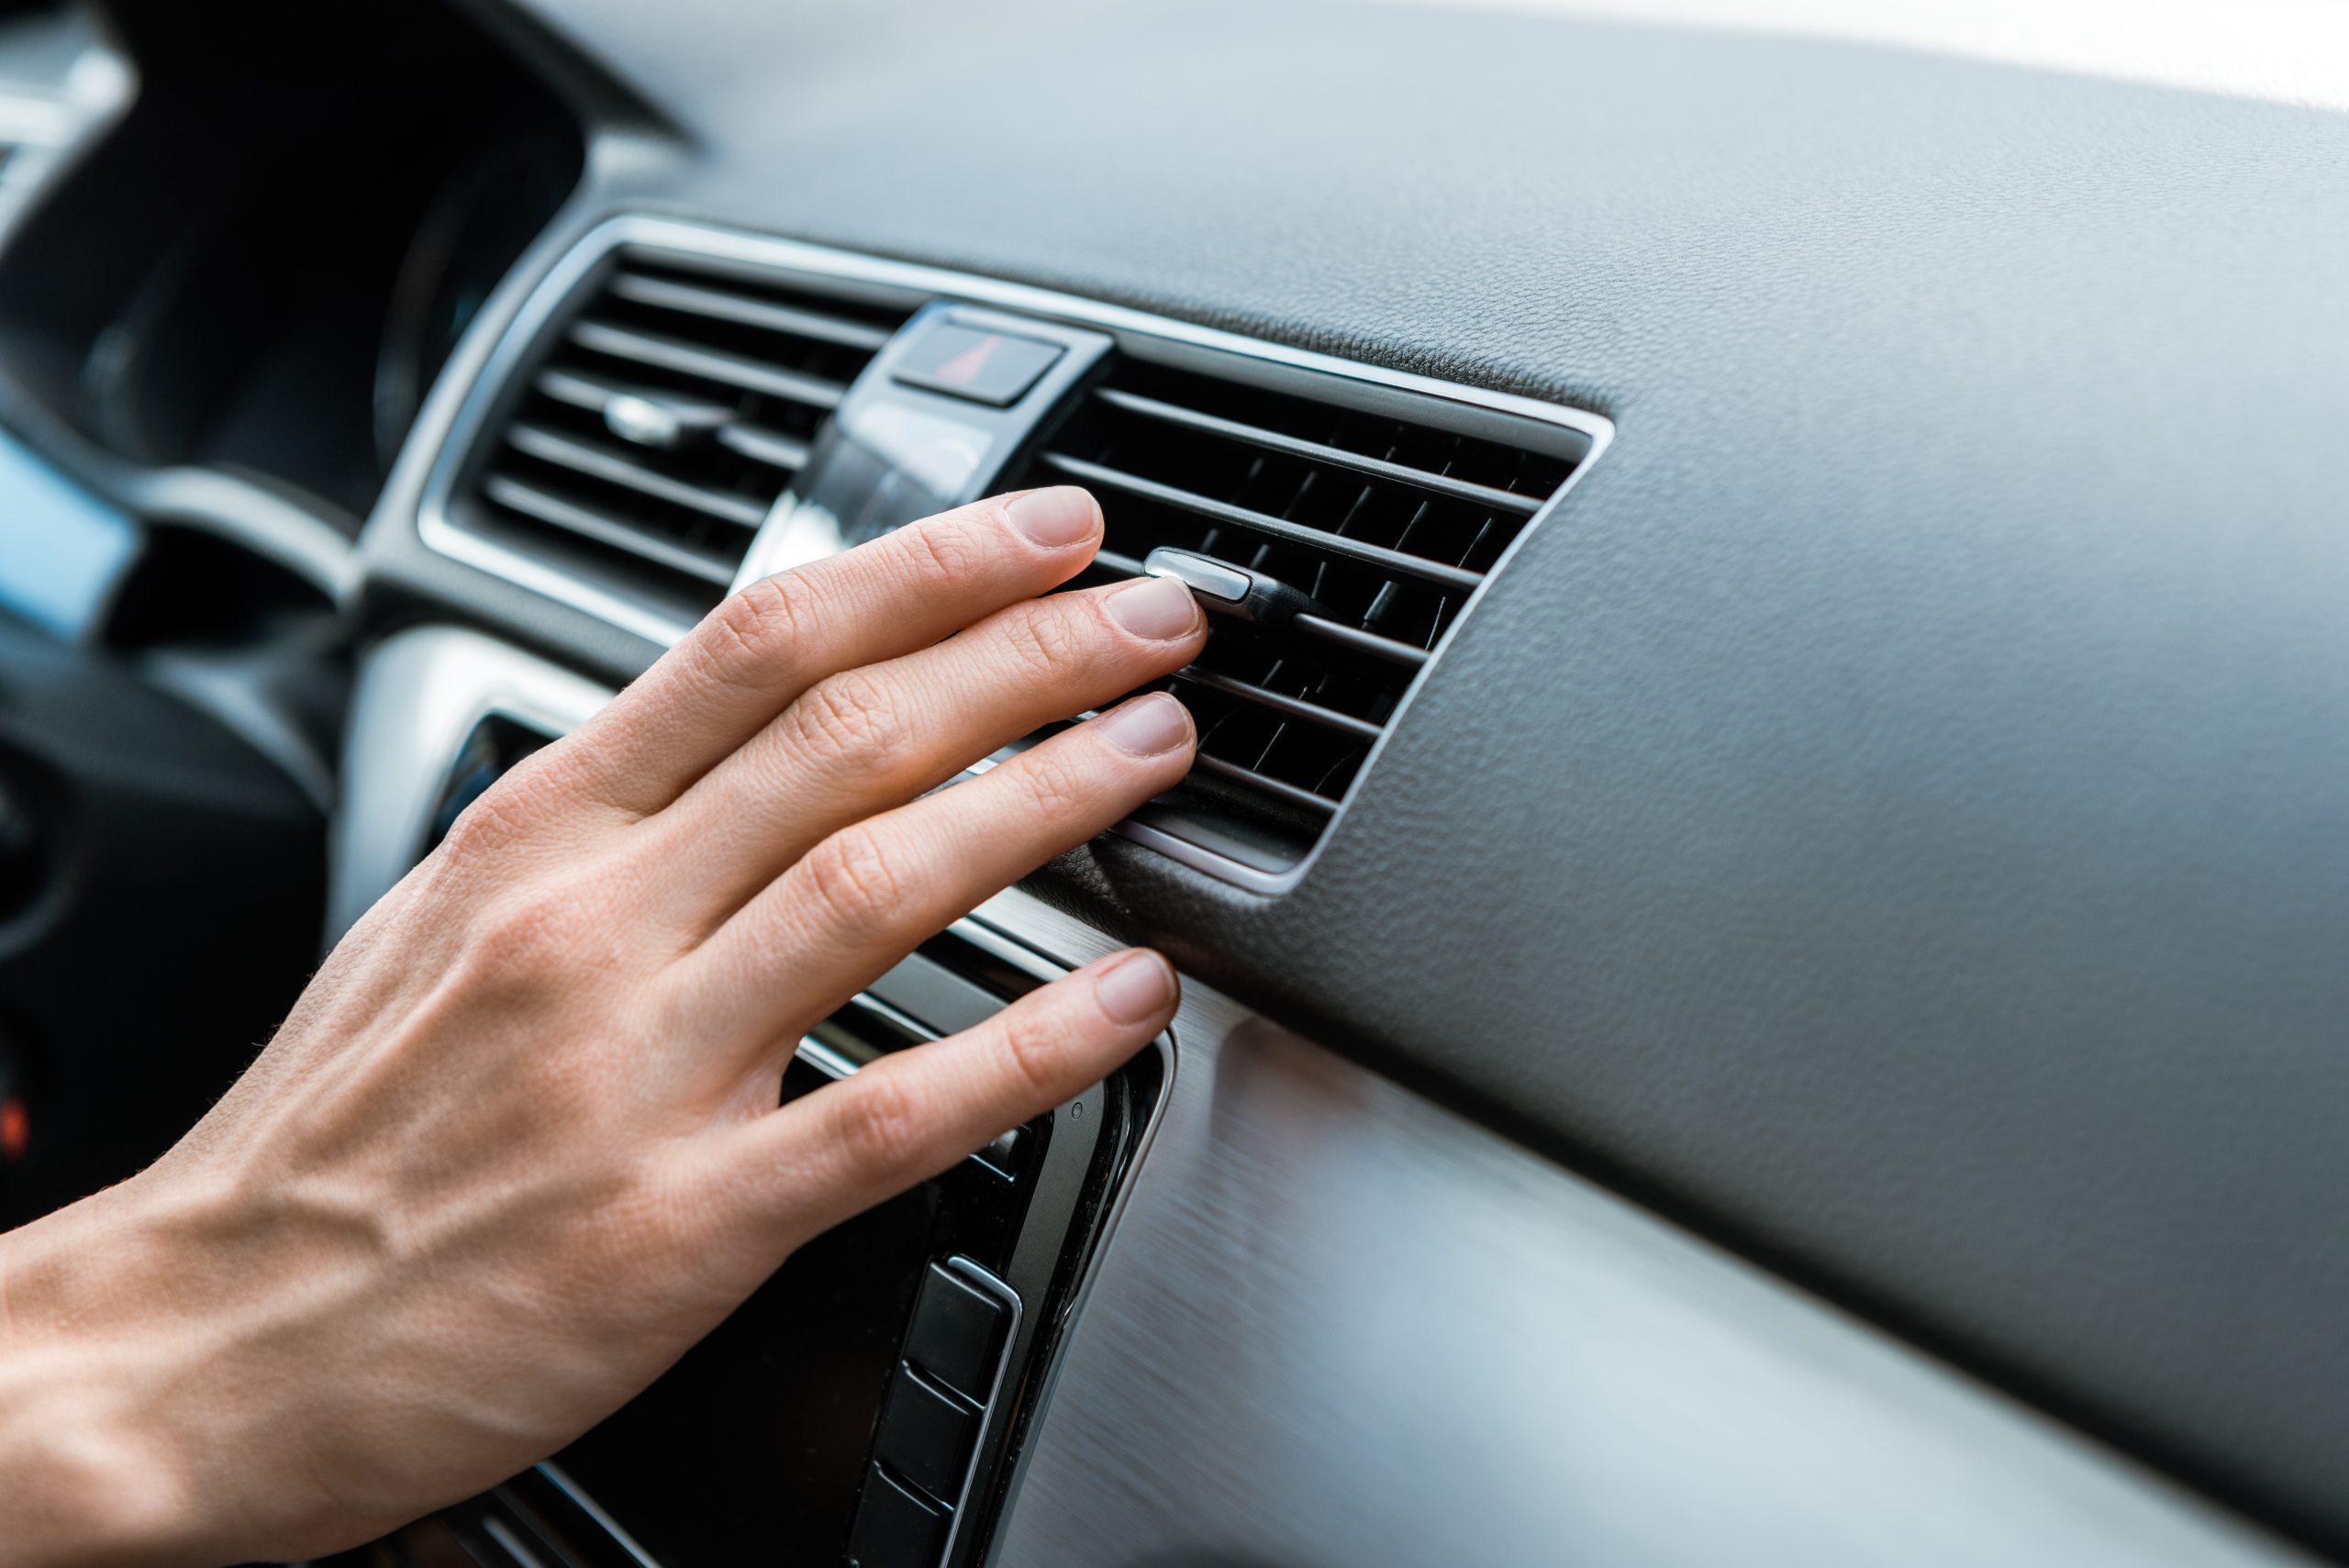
[1028,353,1595,879]
[455,257,910,625]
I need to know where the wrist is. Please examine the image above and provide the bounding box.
[0,1179,213,1568]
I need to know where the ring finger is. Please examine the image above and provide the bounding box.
[672,689,1198,1056]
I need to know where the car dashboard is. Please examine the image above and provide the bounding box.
[2,1,2345,1564]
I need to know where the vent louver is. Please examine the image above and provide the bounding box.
[456,259,909,625]
[1029,354,1592,877]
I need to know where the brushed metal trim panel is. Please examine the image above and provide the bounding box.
[328,628,2304,1568]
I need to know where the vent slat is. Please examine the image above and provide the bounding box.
[533,369,812,474]
[1095,386,1546,517]
[1192,753,1342,817]
[1038,452,1484,594]
[483,477,739,586]
[1173,666,1386,742]
[507,425,772,528]
[534,366,625,415]
[609,272,897,353]
[569,322,851,409]
[717,422,813,472]
[533,366,735,428]
[1292,613,1432,669]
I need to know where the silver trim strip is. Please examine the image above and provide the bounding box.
[477,1515,549,1568]
[934,1256,1026,1567]
[790,1034,863,1082]
[414,214,1616,894]
[327,626,612,944]
[522,1462,667,1568]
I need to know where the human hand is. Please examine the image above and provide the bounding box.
[0,487,1203,1568]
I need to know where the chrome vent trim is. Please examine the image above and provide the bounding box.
[0,8,135,231]
[424,238,912,641]
[1024,354,1589,845]
[417,215,1612,892]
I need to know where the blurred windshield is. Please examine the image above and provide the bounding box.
[1381,0,2349,113]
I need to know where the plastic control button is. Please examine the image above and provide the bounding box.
[1142,545,1251,603]
[890,322,1064,406]
[846,1462,950,1568]
[871,1362,983,1504]
[904,1263,1009,1399]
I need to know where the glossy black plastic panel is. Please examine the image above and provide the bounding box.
[738,302,1110,582]
[902,1263,1008,1402]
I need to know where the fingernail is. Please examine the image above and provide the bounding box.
[1096,951,1177,1026]
[1004,486,1100,548]
[1092,692,1193,757]
[1106,574,1201,640]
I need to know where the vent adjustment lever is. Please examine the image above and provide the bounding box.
[1142,546,1327,630]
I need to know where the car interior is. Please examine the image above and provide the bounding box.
[2,1,2344,1563]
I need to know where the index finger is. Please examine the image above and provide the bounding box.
[564,486,1108,816]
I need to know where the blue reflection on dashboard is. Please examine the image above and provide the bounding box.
[0,433,135,640]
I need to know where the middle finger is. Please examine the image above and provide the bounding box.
[631,571,1205,931]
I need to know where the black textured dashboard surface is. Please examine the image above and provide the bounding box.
[383,0,2349,1546]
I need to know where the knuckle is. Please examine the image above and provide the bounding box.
[788,668,905,768]
[803,824,918,932]
[1017,740,1101,819]
[897,515,986,583]
[593,1156,713,1268]
[992,1005,1066,1101]
[835,1063,929,1173]
[434,795,511,865]
[466,884,589,979]
[698,573,817,686]
[438,758,562,861]
[1001,601,1092,683]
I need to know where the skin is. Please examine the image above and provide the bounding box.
[0,485,1204,1568]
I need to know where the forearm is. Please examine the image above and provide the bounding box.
[0,1184,208,1568]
